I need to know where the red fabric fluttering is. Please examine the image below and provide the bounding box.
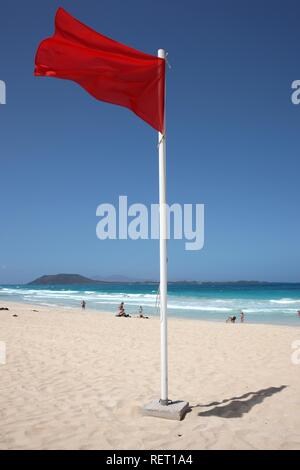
[35,8,165,132]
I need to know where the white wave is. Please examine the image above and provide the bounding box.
[168,305,232,312]
[270,298,300,305]
[2,287,300,323]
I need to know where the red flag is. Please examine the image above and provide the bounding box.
[34,8,165,132]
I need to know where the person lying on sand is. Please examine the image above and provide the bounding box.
[116,302,131,317]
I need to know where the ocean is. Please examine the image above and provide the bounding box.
[1,282,300,326]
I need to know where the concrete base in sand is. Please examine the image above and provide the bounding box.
[143,400,190,421]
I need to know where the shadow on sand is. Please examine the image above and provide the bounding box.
[191,385,287,419]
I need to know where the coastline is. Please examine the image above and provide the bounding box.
[1,300,300,449]
[1,296,300,328]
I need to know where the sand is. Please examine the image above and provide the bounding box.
[0,300,300,450]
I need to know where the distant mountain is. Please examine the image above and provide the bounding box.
[27,274,281,287]
[28,274,107,285]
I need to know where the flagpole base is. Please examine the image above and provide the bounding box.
[142,399,190,421]
[159,398,169,406]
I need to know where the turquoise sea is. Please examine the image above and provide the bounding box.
[1,282,300,326]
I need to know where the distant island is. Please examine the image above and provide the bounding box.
[28,274,108,286]
[27,274,285,286]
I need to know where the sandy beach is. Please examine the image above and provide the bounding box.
[0,300,300,450]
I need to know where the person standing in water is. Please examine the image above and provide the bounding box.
[81,300,86,310]
[240,310,245,323]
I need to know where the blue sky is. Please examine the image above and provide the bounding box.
[0,0,300,283]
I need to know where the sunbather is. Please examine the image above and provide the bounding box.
[116,302,130,317]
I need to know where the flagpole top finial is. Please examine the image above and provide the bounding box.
[158,49,166,59]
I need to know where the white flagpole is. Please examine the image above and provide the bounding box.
[158,48,168,406]
[143,51,188,419]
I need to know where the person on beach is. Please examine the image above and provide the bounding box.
[240,310,245,323]
[297,310,300,318]
[81,300,86,310]
[137,306,149,319]
[116,302,130,317]
[226,315,236,323]
[116,302,125,316]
